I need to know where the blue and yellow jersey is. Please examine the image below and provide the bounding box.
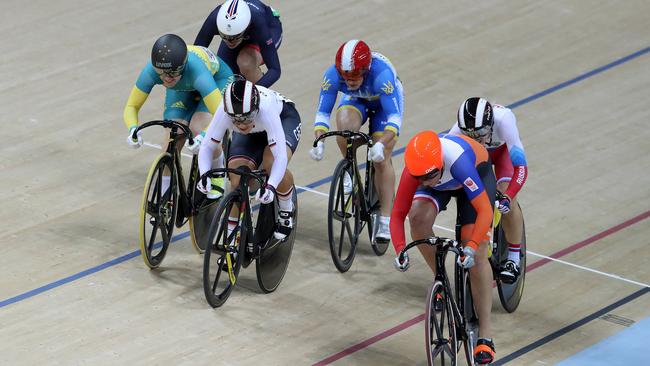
[123,46,231,129]
[314,52,402,135]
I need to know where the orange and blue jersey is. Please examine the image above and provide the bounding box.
[390,133,494,253]
[123,46,233,130]
[314,52,403,137]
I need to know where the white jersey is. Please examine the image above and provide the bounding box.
[199,85,293,188]
[449,104,527,166]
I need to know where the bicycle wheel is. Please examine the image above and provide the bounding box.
[367,169,388,256]
[187,155,208,254]
[460,269,479,366]
[203,191,245,308]
[256,186,298,293]
[426,281,459,366]
[327,160,360,272]
[139,153,178,269]
[497,206,526,313]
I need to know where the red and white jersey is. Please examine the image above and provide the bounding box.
[200,85,293,188]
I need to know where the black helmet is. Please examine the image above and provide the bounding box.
[224,76,260,122]
[151,34,187,75]
[457,97,493,139]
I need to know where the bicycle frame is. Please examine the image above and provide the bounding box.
[314,130,377,222]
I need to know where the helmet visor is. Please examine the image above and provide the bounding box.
[154,64,185,78]
[463,126,491,140]
[414,167,443,182]
[340,68,369,81]
[229,109,258,124]
[219,31,245,43]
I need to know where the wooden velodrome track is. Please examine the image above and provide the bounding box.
[1,0,649,365]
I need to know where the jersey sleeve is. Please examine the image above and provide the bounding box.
[313,66,340,133]
[495,107,528,198]
[390,168,420,254]
[449,153,493,248]
[199,105,230,176]
[252,17,281,87]
[373,69,402,135]
[194,7,220,48]
[123,64,159,129]
[191,65,224,116]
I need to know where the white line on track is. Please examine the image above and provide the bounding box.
[142,142,648,289]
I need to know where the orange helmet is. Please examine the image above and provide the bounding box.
[404,131,444,177]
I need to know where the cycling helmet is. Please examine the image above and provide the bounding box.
[224,77,260,122]
[151,34,187,75]
[217,0,252,39]
[335,40,372,79]
[404,131,444,178]
[457,97,493,139]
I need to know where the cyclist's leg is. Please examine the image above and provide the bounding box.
[369,107,398,218]
[236,46,264,83]
[160,89,195,194]
[408,188,452,274]
[458,162,497,361]
[334,97,366,157]
[492,145,524,267]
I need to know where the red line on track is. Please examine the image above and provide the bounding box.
[311,209,650,365]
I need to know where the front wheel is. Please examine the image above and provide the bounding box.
[426,281,459,366]
[327,160,360,273]
[139,153,177,269]
[460,270,478,366]
[203,191,245,308]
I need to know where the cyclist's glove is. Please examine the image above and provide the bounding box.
[459,244,477,269]
[497,195,511,214]
[255,184,276,204]
[310,141,325,161]
[394,252,410,272]
[126,126,143,149]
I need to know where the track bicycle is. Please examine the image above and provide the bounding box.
[133,120,217,268]
[398,236,479,366]
[201,166,298,308]
[313,130,389,273]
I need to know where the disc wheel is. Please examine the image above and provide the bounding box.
[496,205,526,313]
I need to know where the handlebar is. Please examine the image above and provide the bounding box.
[398,236,463,262]
[199,167,268,193]
[313,130,372,148]
[133,120,194,145]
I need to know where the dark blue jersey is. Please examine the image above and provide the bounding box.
[194,0,282,87]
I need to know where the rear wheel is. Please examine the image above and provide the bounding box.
[426,281,459,366]
[256,186,298,293]
[327,160,360,273]
[203,191,245,308]
[496,206,526,313]
[139,153,177,269]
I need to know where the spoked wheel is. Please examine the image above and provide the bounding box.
[426,282,459,366]
[256,186,298,293]
[460,270,479,366]
[327,160,361,273]
[139,153,178,269]
[496,207,526,313]
[203,191,245,308]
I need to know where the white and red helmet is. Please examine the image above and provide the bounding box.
[335,40,371,78]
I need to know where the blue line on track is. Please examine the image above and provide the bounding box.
[1,45,648,310]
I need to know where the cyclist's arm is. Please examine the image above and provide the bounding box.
[122,66,158,129]
[448,122,463,136]
[374,70,401,144]
[496,107,528,199]
[390,168,420,254]
[251,16,280,87]
[194,7,219,48]
[198,106,230,176]
[450,158,493,250]
[313,67,340,135]
[263,111,288,188]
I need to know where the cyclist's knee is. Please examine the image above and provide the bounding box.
[336,109,362,130]
[408,202,435,231]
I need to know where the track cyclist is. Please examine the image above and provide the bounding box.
[123,34,233,195]
[197,77,301,240]
[450,97,528,283]
[309,39,404,243]
[195,0,282,86]
[391,131,497,364]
